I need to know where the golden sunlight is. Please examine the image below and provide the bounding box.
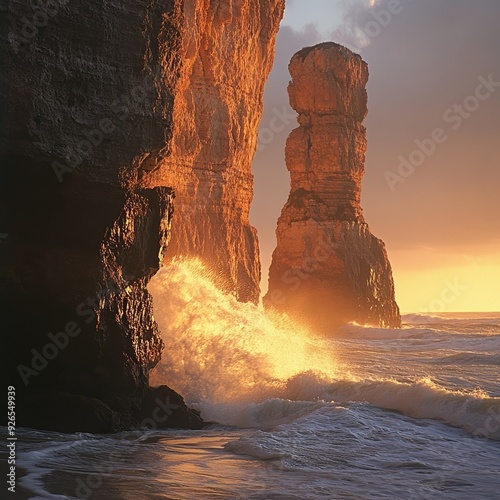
[148,258,339,404]
[391,249,500,313]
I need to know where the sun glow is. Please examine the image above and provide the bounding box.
[390,248,500,313]
[148,258,339,404]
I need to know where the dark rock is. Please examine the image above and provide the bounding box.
[16,392,122,434]
[141,386,205,430]
[0,0,197,431]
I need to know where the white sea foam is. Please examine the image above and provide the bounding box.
[193,376,500,440]
[148,259,500,440]
[324,377,500,440]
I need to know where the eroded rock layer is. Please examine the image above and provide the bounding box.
[1,0,284,432]
[143,0,285,303]
[264,43,401,330]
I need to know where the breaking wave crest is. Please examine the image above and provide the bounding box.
[149,259,500,440]
[149,258,338,403]
[197,375,500,440]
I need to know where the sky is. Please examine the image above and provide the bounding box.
[250,0,500,313]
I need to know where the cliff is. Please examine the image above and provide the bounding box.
[144,0,285,303]
[264,43,401,330]
[1,0,284,432]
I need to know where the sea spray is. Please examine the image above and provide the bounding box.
[149,258,500,439]
[148,258,338,404]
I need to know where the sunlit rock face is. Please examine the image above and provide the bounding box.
[1,0,284,431]
[264,42,401,330]
[142,0,286,303]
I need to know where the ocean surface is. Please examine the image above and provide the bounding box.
[4,261,500,499]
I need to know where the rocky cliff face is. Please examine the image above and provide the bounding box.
[143,0,285,303]
[1,0,283,432]
[264,43,401,330]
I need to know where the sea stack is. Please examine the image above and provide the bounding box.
[264,42,401,330]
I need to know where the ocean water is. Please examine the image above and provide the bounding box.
[5,260,500,499]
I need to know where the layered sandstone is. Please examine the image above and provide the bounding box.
[1,0,284,431]
[264,43,401,330]
[143,0,285,303]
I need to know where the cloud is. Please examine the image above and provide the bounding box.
[330,0,386,51]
